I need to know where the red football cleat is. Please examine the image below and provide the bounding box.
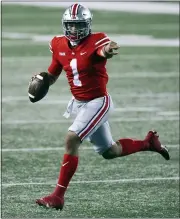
[144,130,170,160]
[36,194,64,210]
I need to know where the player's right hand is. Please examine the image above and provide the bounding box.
[28,72,50,103]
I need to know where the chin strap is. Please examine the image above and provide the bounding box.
[69,32,91,47]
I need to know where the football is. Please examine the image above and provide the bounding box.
[28,72,49,103]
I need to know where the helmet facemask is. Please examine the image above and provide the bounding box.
[63,20,91,42]
[62,4,93,43]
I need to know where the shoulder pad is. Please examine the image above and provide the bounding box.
[49,35,65,53]
[92,32,111,49]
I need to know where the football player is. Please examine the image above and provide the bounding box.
[35,3,170,210]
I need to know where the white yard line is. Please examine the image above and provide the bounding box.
[111,93,179,98]
[3,2,179,14]
[118,54,179,59]
[2,96,36,102]
[114,107,160,112]
[2,177,179,188]
[2,55,179,61]
[111,117,179,122]
[2,93,178,103]
[157,111,179,116]
[110,72,178,78]
[2,144,178,153]
[2,98,166,112]
[3,72,179,82]
[2,32,179,47]
[2,117,179,125]
[2,146,90,152]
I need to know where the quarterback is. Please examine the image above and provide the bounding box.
[34,4,170,210]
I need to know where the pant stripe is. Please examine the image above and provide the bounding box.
[77,96,106,137]
[79,95,110,140]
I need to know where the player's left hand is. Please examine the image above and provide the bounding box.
[105,41,120,55]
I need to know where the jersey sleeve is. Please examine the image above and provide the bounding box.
[94,33,111,56]
[48,37,63,76]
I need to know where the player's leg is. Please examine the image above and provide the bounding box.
[52,131,81,196]
[103,132,170,160]
[36,94,113,210]
[115,131,170,159]
[88,121,117,155]
[36,131,81,210]
[89,123,170,160]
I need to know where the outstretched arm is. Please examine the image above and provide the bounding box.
[97,41,120,59]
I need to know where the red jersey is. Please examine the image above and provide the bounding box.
[48,32,111,101]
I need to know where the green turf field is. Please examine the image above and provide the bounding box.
[2,4,179,218]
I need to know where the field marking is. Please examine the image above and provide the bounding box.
[157,111,179,116]
[2,32,179,47]
[93,24,179,31]
[1,147,90,152]
[2,117,179,125]
[2,72,179,82]
[110,72,178,78]
[114,107,160,112]
[2,144,179,153]
[3,97,163,111]
[2,93,178,103]
[2,177,179,188]
[2,55,179,61]
[3,2,179,14]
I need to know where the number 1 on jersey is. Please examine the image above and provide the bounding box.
[70,59,82,87]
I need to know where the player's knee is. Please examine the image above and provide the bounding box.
[102,148,115,159]
[102,145,120,159]
[65,131,81,154]
[102,151,111,159]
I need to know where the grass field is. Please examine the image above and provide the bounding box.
[2,3,179,218]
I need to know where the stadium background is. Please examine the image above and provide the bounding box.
[2,1,179,218]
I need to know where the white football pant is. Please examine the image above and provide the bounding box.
[64,94,115,154]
